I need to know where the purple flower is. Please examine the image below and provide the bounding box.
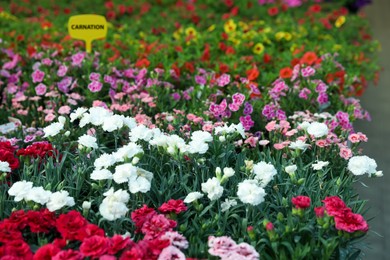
[57,76,73,93]
[32,70,45,83]
[262,104,277,120]
[217,74,230,87]
[299,88,311,100]
[240,115,254,131]
[195,75,207,85]
[89,72,101,81]
[317,93,329,105]
[35,83,47,96]
[232,93,245,106]
[243,102,253,115]
[88,81,103,93]
[57,65,68,77]
[71,52,85,67]
[172,92,181,101]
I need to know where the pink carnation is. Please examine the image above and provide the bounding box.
[35,83,47,95]
[88,81,103,93]
[32,70,45,83]
[334,212,369,233]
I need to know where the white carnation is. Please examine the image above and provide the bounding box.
[28,187,52,205]
[99,188,129,221]
[348,155,377,176]
[102,115,125,132]
[285,165,297,174]
[43,122,64,138]
[46,190,75,212]
[184,192,204,203]
[312,160,329,170]
[252,161,277,187]
[89,107,113,126]
[94,153,116,170]
[8,181,33,202]
[78,134,98,149]
[237,180,266,206]
[91,169,113,180]
[191,131,212,143]
[113,163,137,184]
[201,177,223,201]
[113,143,143,162]
[0,161,11,173]
[299,121,311,131]
[128,167,153,193]
[289,140,310,150]
[221,199,237,212]
[188,140,209,154]
[70,107,88,122]
[223,167,235,178]
[122,116,137,129]
[307,122,328,138]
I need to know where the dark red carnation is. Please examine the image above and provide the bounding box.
[291,195,311,209]
[17,141,58,160]
[119,244,146,260]
[27,209,56,233]
[52,249,84,260]
[0,142,16,153]
[84,223,105,238]
[334,212,369,233]
[322,196,351,217]
[108,235,134,255]
[7,210,28,230]
[141,214,177,240]
[3,239,33,259]
[33,244,61,260]
[131,205,157,231]
[0,151,19,170]
[79,235,109,258]
[0,221,23,243]
[56,210,88,241]
[158,199,187,214]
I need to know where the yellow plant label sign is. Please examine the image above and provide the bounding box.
[68,14,107,53]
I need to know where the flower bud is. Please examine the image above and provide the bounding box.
[219,136,226,142]
[132,157,140,165]
[64,131,70,137]
[82,201,91,210]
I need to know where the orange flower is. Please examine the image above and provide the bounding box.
[301,51,318,65]
[246,67,259,81]
[279,67,292,79]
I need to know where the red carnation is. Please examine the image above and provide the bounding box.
[52,249,84,260]
[27,209,56,233]
[0,142,16,153]
[0,221,23,244]
[141,214,177,240]
[268,6,279,16]
[17,141,58,160]
[120,244,146,260]
[158,199,187,214]
[142,238,170,258]
[108,235,134,255]
[314,206,325,218]
[33,244,61,260]
[56,210,88,241]
[334,212,369,233]
[0,149,19,170]
[84,224,105,238]
[3,239,33,259]
[131,205,157,231]
[7,210,28,230]
[291,195,311,209]
[322,196,351,217]
[80,235,110,258]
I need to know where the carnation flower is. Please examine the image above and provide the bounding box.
[158,245,186,260]
[312,160,329,170]
[348,155,378,176]
[128,167,153,193]
[0,160,11,173]
[102,115,125,132]
[252,161,277,187]
[285,165,297,174]
[43,122,64,138]
[8,180,33,201]
[291,195,311,209]
[160,231,189,250]
[201,177,224,201]
[322,196,351,217]
[91,169,113,180]
[88,107,113,126]
[208,236,237,257]
[99,188,130,221]
[223,167,235,178]
[221,199,237,212]
[237,180,266,206]
[158,199,187,214]
[334,212,369,233]
[28,187,52,205]
[188,140,209,154]
[307,122,328,138]
[78,134,98,149]
[191,130,213,143]
[289,140,309,150]
[46,190,75,212]
[94,153,116,170]
[113,143,143,162]
[113,163,137,184]
[184,192,204,203]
